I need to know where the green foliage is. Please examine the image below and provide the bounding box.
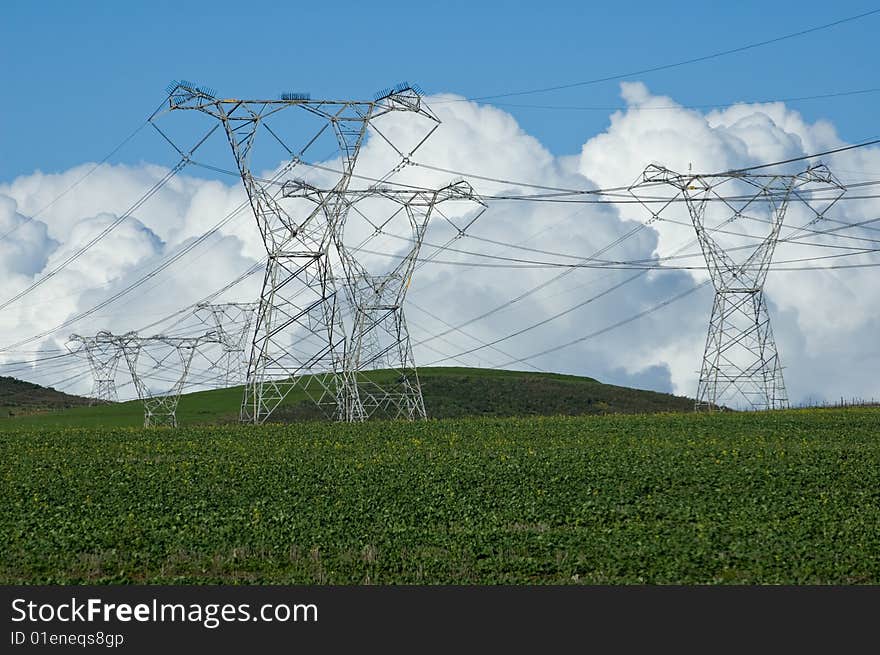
[1,409,879,584]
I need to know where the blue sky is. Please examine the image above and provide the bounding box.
[2,0,879,181]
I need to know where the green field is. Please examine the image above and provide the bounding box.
[2,409,879,584]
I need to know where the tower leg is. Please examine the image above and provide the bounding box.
[695,290,788,411]
[239,254,347,424]
[347,296,426,421]
[394,309,426,420]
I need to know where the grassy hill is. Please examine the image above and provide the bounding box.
[0,376,90,418]
[0,367,694,428]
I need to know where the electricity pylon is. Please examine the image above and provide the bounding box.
[632,163,845,411]
[119,332,221,427]
[194,302,257,387]
[65,331,124,404]
[284,179,487,420]
[153,80,448,423]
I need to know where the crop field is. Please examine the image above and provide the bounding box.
[2,409,879,584]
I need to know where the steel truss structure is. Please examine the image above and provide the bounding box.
[194,302,258,388]
[154,80,476,423]
[631,163,845,411]
[284,180,487,420]
[66,331,124,404]
[119,332,221,427]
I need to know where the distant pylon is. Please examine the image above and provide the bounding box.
[632,163,845,411]
[194,302,257,387]
[118,332,221,427]
[65,331,124,404]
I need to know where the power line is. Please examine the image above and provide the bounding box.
[488,86,880,112]
[726,140,880,174]
[407,139,880,198]
[0,111,159,244]
[440,8,880,103]
[0,161,187,315]
[8,81,880,400]
[407,299,543,373]
[363,212,880,271]
[189,138,880,205]
[495,281,713,368]
[0,202,253,354]
[411,222,657,350]
[407,182,878,364]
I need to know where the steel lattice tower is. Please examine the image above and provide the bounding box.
[66,331,124,404]
[194,302,258,388]
[284,180,487,420]
[633,163,845,411]
[154,81,453,423]
[119,332,220,427]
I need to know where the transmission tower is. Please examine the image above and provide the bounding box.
[119,332,221,427]
[154,80,449,423]
[632,163,845,411]
[194,302,258,387]
[285,179,487,419]
[65,331,124,404]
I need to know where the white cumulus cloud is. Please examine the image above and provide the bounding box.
[0,83,877,408]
